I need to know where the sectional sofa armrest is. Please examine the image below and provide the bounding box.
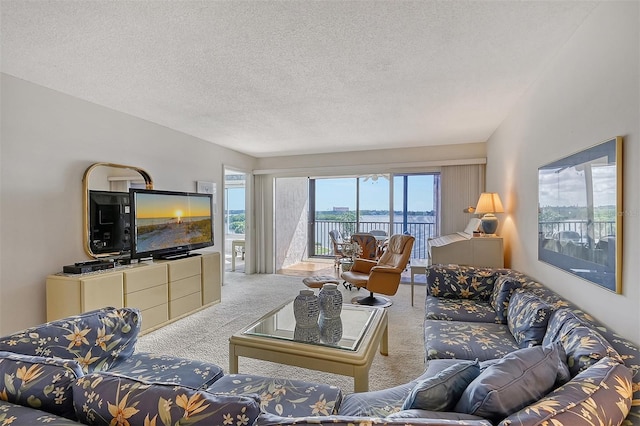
[0,306,141,373]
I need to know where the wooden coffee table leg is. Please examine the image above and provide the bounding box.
[353,367,370,392]
[229,342,239,373]
[379,320,389,356]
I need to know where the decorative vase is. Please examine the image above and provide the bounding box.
[318,283,342,319]
[319,316,343,344]
[294,324,320,343]
[341,260,353,272]
[293,290,320,327]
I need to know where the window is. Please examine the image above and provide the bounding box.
[310,173,439,260]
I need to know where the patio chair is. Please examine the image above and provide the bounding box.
[341,234,415,307]
[350,233,378,261]
[369,229,389,257]
[329,230,350,269]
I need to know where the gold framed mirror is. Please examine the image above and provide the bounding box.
[82,162,153,258]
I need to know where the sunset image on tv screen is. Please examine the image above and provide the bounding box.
[134,193,212,253]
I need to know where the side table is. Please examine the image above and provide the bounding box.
[231,240,245,271]
[409,259,429,306]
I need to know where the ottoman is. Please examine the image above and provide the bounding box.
[302,275,340,289]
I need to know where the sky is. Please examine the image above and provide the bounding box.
[136,193,212,218]
[538,164,617,208]
[315,175,434,212]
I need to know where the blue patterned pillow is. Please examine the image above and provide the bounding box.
[489,276,522,324]
[426,265,499,300]
[542,309,623,377]
[0,307,141,373]
[402,360,480,411]
[454,343,568,422]
[73,372,261,426]
[0,351,84,420]
[507,290,552,348]
[501,357,632,425]
[560,325,622,377]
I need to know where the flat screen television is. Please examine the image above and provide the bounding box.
[129,188,214,260]
[89,190,131,255]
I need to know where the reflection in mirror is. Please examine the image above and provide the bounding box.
[538,137,622,293]
[82,163,153,259]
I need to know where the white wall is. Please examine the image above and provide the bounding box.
[0,74,256,334]
[487,1,639,344]
[274,177,308,269]
[255,144,487,273]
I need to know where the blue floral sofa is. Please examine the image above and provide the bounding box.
[0,262,638,426]
[419,264,639,425]
[0,307,491,426]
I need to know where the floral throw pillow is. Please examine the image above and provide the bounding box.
[0,351,84,420]
[507,290,552,348]
[73,372,261,426]
[489,276,522,324]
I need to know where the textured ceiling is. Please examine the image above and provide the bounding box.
[1,1,598,157]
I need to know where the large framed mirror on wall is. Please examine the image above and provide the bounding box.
[82,162,153,259]
[538,136,622,293]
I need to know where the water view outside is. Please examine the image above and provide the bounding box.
[314,175,438,259]
[315,214,436,259]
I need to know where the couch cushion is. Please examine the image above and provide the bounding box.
[507,290,552,348]
[388,409,491,422]
[425,297,499,323]
[338,382,415,417]
[426,265,504,300]
[258,412,493,425]
[542,309,623,377]
[107,352,224,389]
[0,307,141,373]
[73,371,261,426]
[424,320,520,361]
[0,351,84,420]
[0,400,82,425]
[207,373,342,417]
[338,359,483,418]
[402,360,480,411]
[454,343,569,423]
[489,275,523,324]
[498,357,632,426]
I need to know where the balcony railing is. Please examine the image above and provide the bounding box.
[314,220,436,259]
[316,219,616,263]
[538,220,616,242]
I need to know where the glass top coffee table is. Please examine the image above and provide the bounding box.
[229,300,388,392]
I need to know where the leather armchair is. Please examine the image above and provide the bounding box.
[341,234,415,307]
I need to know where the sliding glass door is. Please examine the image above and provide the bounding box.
[310,173,438,260]
[392,174,439,259]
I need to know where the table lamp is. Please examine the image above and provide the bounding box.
[474,192,504,235]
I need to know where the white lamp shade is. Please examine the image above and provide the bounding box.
[475,193,505,214]
[475,193,504,235]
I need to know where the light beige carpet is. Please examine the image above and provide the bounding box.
[136,272,427,393]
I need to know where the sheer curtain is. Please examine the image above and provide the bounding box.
[440,164,485,235]
[253,174,271,273]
